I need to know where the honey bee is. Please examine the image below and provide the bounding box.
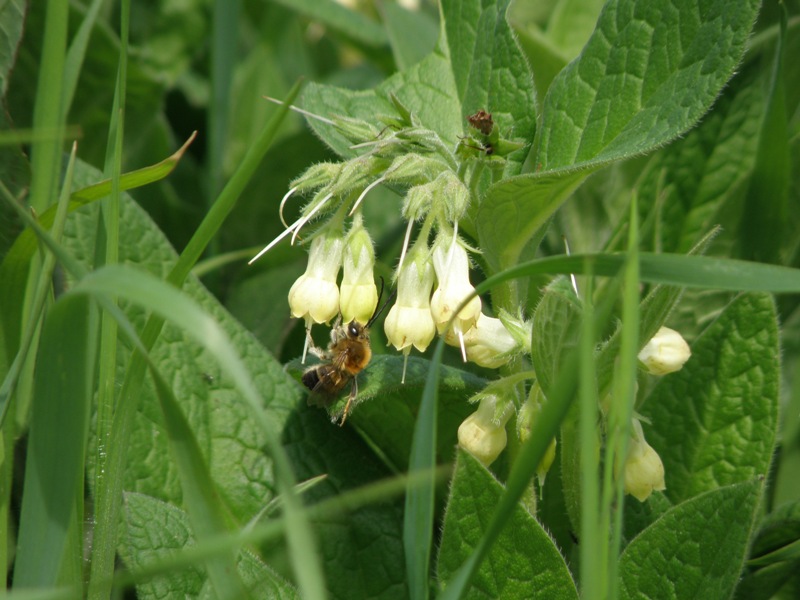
[302,282,394,425]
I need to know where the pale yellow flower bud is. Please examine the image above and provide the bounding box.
[623,419,666,502]
[638,326,691,375]
[458,395,514,467]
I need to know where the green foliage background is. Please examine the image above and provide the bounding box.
[1,0,799,599]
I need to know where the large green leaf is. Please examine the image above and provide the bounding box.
[437,449,578,600]
[642,293,779,503]
[536,0,761,172]
[619,480,761,600]
[121,493,300,600]
[477,170,588,273]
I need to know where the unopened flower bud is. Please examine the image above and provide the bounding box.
[430,234,481,337]
[332,115,380,143]
[383,153,447,186]
[623,419,666,502]
[290,162,341,193]
[438,170,469,223]
[517,386,556,486]
[339,217,378,324]
[458,395,514,467]
[638,327,691,375]
[288,229,343,325]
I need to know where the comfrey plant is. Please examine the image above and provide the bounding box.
[251,96,695,504]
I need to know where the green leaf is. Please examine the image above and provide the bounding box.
[437,449,578,600]
[545,0,605,59]
[749,499,800,563]
[271,0,387,47]
[0,0,25,96]
[121,493,300,600]
[404,340,444,600]
[441,0,536,174]
[636,61,765,254]
[477,170,588,274]
[13,294,95,589]
[642,293,780,503]
[619,480,761,600]
[740,7,790,264]
[507,21,566,110]
[736,500,800,600]
[537,0,760,172]
[531,277,582,399]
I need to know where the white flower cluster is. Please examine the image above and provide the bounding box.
[251,103,525,378]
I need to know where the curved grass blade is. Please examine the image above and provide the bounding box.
[404,339,444,600]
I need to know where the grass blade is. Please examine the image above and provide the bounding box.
[404,339,443,600]
[12,293,95,590]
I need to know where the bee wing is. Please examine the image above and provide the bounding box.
[303,364,344,408]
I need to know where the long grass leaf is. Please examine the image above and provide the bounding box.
[12,293,95,590]
[603,195,641,599]
[404,339,443,600]
[578,274,603,599]
[88,1,130,595]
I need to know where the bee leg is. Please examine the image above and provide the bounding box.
[338,378,358,426]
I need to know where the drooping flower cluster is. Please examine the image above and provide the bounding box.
[251,99,525,377]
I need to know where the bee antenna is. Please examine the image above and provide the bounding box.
[367,276,396,328]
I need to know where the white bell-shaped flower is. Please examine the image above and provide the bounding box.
[339,216,378,324]
[384,244,436,383]
[429,233,481,353]
[288,229,343,326]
